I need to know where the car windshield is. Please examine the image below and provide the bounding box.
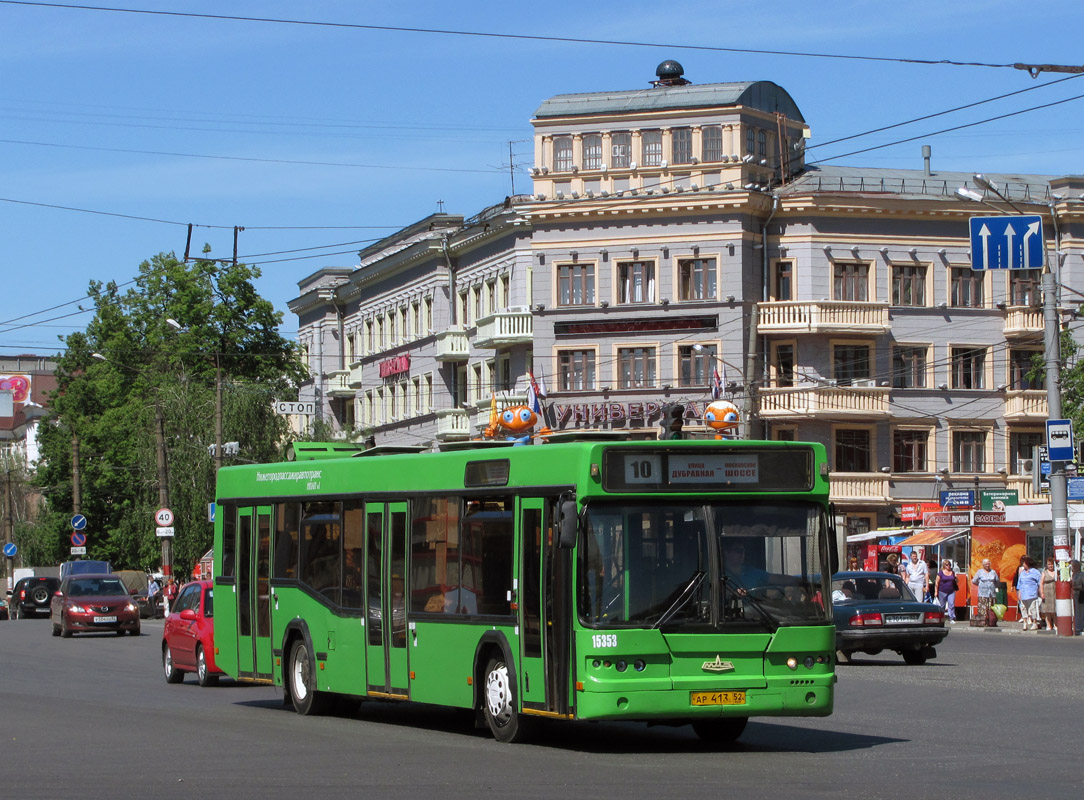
[68,578,128,596]
[579,500,831,630]
[832,574,917,603]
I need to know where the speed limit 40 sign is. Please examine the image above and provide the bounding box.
[155,508,174,527]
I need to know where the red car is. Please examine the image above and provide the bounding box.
[162,580,221,686]
[51,574,141,637]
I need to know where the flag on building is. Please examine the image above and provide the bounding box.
[711,366,724,400]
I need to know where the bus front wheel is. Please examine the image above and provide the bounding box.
[482,657,531,743]
[288,639,330,715]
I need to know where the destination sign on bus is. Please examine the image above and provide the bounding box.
[603,447,813,493]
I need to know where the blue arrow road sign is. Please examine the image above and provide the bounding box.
[71,514,87,530]
[1047,418,1075,462]
[3,542,16,558]
[969,215,1044,270]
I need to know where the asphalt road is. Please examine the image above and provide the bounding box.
[1,618,1081,799]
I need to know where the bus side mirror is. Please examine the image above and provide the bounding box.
[557,499,578,549]
[827,504,841,574]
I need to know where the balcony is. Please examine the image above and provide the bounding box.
[1003,306,1043,338]
[348,361,364,388]
[325,370,355,398]
[434,326,469,361]
[757,301,890,335]
[830,473,890,504]
[474,310,533,348]
[1007,476,1045,504]
[435,409,470,440]
[1003,390,1048,421]
[759,385,890,418]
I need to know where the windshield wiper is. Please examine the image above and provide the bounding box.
[720,575,779,632]
[653,571,706,630]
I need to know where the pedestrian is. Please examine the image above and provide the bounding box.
[903,550,929,602]
[935,559,958,623]
[1039,557,1057,632]
[164,576,178,611]
[885,552,900,575]
[147,574,161,598]
[971,558,999,627]
[1071,560,1084,636]
[1017,556,1042,631]
[847,555,861,571]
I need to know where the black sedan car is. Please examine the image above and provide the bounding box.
[831,571,949,665]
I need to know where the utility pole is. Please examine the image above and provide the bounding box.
[3,465,13,591]
[72,432,81,515]
[154,399,172,581]
[1043,270,1074,636]
[215,353,223,474]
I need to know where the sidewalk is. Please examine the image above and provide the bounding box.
[948,619,1084,636]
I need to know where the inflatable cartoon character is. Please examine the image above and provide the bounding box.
[703,400,740,438]
[498,405,538,435]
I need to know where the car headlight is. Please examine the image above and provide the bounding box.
[69,605,86,613]
[126,603,138,612]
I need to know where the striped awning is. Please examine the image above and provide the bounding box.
[898,528,968,546]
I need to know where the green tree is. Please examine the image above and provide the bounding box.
[30,253,305,573]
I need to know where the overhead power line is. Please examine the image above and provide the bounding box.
[3,0,1081,73]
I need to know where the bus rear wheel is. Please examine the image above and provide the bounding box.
[288,639,330,715]
[482,657,531,743]
[692,717,748,744]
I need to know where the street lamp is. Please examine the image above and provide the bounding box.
[971,174,1026,214]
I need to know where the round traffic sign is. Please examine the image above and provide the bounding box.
[2,542,16,558]
[71,514,88,530]
[155,508,174,527]
[71,532,87,547]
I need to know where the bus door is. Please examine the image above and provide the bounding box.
[518,497,571,716]
[364,502,409,697]
[235,506,274,680]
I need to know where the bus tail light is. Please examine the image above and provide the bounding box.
[849,612,884,627]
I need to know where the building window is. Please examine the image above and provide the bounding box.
[366,320,374,354]
[1009,349,1043,390]
[617,261,654,304]
[950,267,984,308]
[892,345,927,389]
[558,350,596,391]
[458,291,469,326]
[453,364,467,408]
[553,136,573,172]
[424,298,433,333]
[701,125,723,162]
[583,134,602,170]
[833,344,871,385]
[557,264,595,306]
[671,127,692,164]
[472,363,485,403]
[833,262,869,301]
[835,429,871,472]
[500,274,510,309]
[611,132,631,169]
[951,347,986,389]
[678,258,716,301]
[892,265,926,306]
[772,260,793,301]
[424,373,433,411]
[1010,431,1042,474]
[953,431,986,473]
[745,127,756,155]
[893,430,928,473]
[757,129,767,156]
[772,343,795,387]
[412,378,422,415]
[474,286,483,322]
[642,130,662,166]
[491,354,511,393]
[774,427,796,442]
[678,344,714,387]
[1009,269,1040,306]
[618,347,656,389]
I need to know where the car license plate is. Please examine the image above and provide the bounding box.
[93,615,117,623]
[885,614,919,624]
[690,690,746,706]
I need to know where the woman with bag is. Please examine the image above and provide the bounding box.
[1039,557,1057,632]
[935,559,958,623]
[971,559,999,627]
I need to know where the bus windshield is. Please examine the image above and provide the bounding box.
[579,501,830,630]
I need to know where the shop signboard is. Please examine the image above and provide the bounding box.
[980,489,1019,511]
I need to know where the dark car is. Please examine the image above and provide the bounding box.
[162,580,221,686]
[831,571,948,665]
[50,573,140,637]
[0,594,9,620]
[11,576,61,619]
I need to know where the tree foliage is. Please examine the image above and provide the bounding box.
[29,253,305,573]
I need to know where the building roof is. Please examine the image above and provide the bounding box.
[533,80,805,123]
[781,164,1056,203]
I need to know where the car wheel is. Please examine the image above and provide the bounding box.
[482,656,532,743]
[288,639,329,715]
[60,618,73,638]
[197,645,218,687]
[692,717,749,744]
[130,624,140,636]
[902,649,927,665]
[163,644,184,684]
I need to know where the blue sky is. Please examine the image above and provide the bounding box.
[2,0,1081,355]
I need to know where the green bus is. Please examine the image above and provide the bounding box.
[213,438,838,743]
